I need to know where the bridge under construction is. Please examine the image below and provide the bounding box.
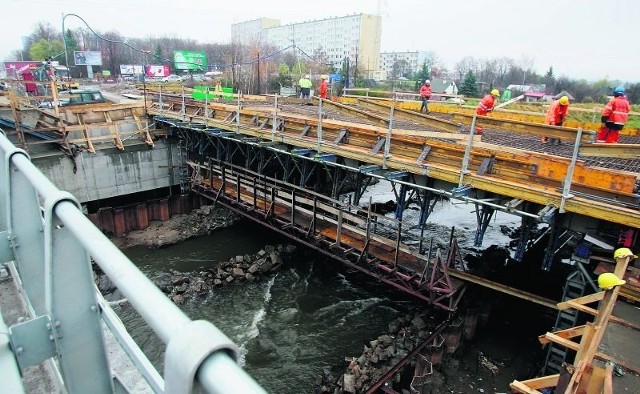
[0,79,639,392]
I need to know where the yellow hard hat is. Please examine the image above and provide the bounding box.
[597,272,626,290]
[613,247,637,259]
[491,89,499,97]
[321,75,328,80]
[559,96,569,105]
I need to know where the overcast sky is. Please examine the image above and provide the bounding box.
[2,0,639,82]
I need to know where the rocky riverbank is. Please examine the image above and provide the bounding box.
[109,204,240,249]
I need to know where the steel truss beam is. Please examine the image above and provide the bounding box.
[189,159,466,310]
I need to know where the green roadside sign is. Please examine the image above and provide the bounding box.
[174,50,207,71]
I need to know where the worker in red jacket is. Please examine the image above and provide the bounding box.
[542,95,570,144]
[476,89,500,116]
[419,80,432,113]
[597,86,630,143]
[318,75,328,99]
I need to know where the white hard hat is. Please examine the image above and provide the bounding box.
[425,80,430,84]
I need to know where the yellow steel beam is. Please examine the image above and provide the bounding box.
[356,98,462,133]
[578,143,640,159]
[310,97,389,126]
[450,112,596,143]
[438,103,639,136]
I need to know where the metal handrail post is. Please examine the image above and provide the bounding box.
[317,98,323,153]
[1,141,46,315]
[272,94,278,141]
[459,114,477,186]
[560,128,582,213]
[383,97,395,169]
[44,192,112,393]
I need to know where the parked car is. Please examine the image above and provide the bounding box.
[162,75,183,83]
[39,89,106,108]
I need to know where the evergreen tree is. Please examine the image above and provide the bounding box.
[154,44,163,63]
[459,70,478,97]
[64,29,78,67]
[414,61,431,90]
[544,66,556,94]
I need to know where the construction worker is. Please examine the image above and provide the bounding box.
[299,74,312,99]
[597,86,630,143]
[214,79,223,102]
[541,95,570,144]
[476,89,500,116]
[318,75,328,99]
[419,80,432,113]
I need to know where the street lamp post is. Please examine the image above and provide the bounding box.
[62,13,70,70]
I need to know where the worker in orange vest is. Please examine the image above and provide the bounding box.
[318,75,328,99]
[542,95,570,144]
[419,80,432,113]
[476,89,500,116]
[597,86,630,143]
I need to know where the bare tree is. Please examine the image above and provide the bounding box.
[454,56,477,83]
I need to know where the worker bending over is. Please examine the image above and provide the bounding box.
[542,95,570,144]
[598,86,630,143]
[476,89,500,116]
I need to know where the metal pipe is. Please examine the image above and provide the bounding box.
[272,94,278,140]
[560,128,582,213]
[317,98,323,152]
[382,98,395,169]
[459,114,476,187]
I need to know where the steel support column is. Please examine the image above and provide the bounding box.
[474,203,495,247]
[418,188,437,228]
[542,215,564,271]
[514,214,536,263]
[394,183,408,220]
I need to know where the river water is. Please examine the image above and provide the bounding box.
[117,219,422,393]
[114,181,529,393]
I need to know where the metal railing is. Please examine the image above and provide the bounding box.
[0,128,266,393]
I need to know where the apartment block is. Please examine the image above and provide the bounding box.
[231,14,382,78]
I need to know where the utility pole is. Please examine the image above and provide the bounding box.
[345,57,350,89]
[256,51,260,96]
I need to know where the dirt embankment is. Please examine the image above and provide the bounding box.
[110,204,240,250]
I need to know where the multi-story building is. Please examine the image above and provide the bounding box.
[231,14,382,78]
[379,51,419,79]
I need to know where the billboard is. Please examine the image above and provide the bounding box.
[145,65,171,77]
[74,51,103,66]
[3,61,41,78]
[120,65,144,75]
[173,50,206,71]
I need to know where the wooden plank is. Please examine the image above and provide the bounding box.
[515,374,560,389]
[557,292,605,309]
[509,380,545,394]
[538,325,586,345]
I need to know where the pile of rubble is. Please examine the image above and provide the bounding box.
[155,244,297,304]
[96,243,297,305]
[316,309,448,393]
